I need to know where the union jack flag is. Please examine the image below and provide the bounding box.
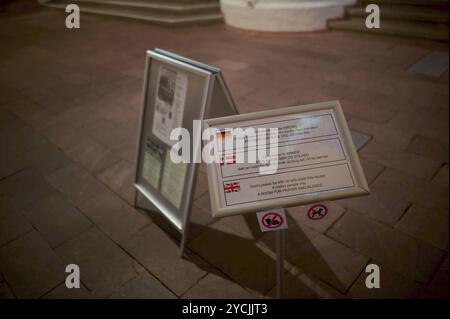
[224,182,240,193]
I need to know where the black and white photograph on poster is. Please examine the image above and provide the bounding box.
[152,66,188,145]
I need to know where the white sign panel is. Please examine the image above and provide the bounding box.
[152,66,188,145]
[204,101,370,217]
[257,208,288,232]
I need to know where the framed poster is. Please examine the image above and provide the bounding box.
[134,49,237,238]
[203,100,370,218]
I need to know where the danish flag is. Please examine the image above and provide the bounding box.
[217,131,232,141]
[220,154,236,166]
[224,182,240,193]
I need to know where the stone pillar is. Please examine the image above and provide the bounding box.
[220,0,357,32]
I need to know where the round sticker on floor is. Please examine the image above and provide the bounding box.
[307,204,328,220]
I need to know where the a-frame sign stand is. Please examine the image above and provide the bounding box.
[133,49,238,257]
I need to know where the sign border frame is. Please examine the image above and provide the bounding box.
[133,50,214,233]
[203,100,370,218]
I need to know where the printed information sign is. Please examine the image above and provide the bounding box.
[134,49,238,235]
[204,101,370,217]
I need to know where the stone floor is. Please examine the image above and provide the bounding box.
[0,5,448,299]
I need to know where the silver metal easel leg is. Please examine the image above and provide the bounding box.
[180,232,188,258]
[276,229,285,299]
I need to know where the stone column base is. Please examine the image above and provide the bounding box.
[221,0,357,32]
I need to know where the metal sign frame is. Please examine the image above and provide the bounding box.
[203,100,370,218]
[134,49,237,255]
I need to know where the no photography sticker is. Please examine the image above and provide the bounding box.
[257,208,288,232]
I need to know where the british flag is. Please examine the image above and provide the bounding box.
[224,182,240,193]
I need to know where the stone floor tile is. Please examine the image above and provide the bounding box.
[408,51,449,78]
[96,160,135,204]
[339,96,396,124]
[349,118,415,149]
[212,59,249,72]
[60,71,92,86]
[258,215,322,266]
[360,159,384,184]
[193,170,209,200]
[348,261,423,298]
[0,109,20,132]
[386,110,449,146]
[266,267,345,299]
[55,227,139,298]
[432,165,449,189]
[407,135,449,163]
[190,193,217,240]
[397,205,449,251]
[189,220,281,294]
[45,163,108,208]
[372,168,449,213]
[22,192,92,248]
[327,211,445,283]
[123,224,207,296]
[0,129,30,179]
[65,138,122,175]
[337,191,410,226]
[425,255,449,299]
[109,271,176,299]
[283,233,369,293]
[359,140,442,180]
[220,214,264,240]
[0,197,32,247]
[79,191,150,243]
[43,282,96,299]
[55,106,102,129]
[3,125,71,175]
[7,98,58,131]
[0,274,16,299]
[20,85,54,103]
[0,231,65,298]
[0,167,56,210]
[108,139,137,163]
[82,119,132,149]
[0,155,28,181]
[96,103,139,128]
[0,87,22,107]
[36,95,76,116]
[182,273,256,299]
[287,202,346,233]
[41,123,88,151]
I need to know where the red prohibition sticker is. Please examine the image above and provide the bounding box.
[307,204,328,220]
[256,208,288,232]
[262,212,284,229]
